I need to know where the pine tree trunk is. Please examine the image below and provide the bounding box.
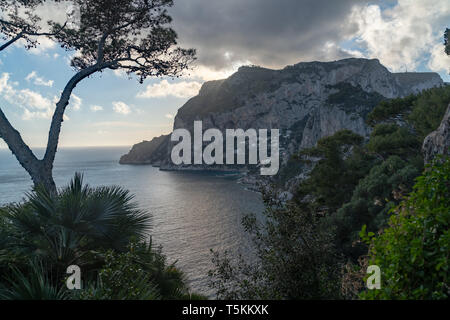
[0,108,57,195]
[30,163,57,195]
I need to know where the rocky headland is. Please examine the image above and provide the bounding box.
[120,58,444,189]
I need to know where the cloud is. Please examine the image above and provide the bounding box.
[168,0,449,80]
[70,94,82,110]
[112,101,131,115]
[92,121,147,128]
[0,73,56,119]
[90,105,104,112]
[170,0,370,71]
[21,107,53,120]
[16,89,53,111]
[25,71,54,87]
[1,72,84,120]
[6,0,449,82]
[348,0,450,72]
[182,59,253,82]
[137,80,202,99]
[26,37,57,55]
[0,73,13,96]
[428,43,450,74]
[165,114,174,119]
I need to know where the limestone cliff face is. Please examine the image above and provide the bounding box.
[422,104,450,163]
[119,135,169,165]
[120,58,443,170]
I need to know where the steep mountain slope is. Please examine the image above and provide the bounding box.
[120,58,443,172]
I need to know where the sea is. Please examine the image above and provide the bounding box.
[0,146,264,297]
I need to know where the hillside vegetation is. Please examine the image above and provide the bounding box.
[209,84,450,300]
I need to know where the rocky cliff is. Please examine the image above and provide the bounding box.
[422,103,450,163]
[120,58,443,173]
[119,134,169,165]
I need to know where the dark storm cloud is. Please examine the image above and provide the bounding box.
[169,0,372,70]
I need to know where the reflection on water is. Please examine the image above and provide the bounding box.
[0,147,264,296]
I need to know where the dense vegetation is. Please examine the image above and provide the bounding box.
[367,85,450,140]
[0,174,200,300]
[209,84,450,300]
[209,189,342,299]
[361,157,449,299]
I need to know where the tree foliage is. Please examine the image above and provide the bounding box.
[0,0,196,194]
[0,260,69,300]
[360,157,450,300]
[209,188,343,300]
[408,86,450,140]
[0,0,66,51]
[367,124,420,159]
[366,95,417,126]
[210,82,450,299]
[76,241,193,300]
[366,85,450,140]
[297,130,374,213]
[331,155,421,260]
[51,0,195,82]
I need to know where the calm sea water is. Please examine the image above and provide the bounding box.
[0,147,264,297]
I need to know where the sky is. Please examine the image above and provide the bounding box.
[0,0,449,149]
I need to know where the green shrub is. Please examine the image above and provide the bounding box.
[297,130,375,212]
[366,95,417,126]
[360,157,450,299]
[366,85,450,140]
[76,241,189,300]
[367,124,421,159]
[331,156,421,260]
[0,261,69,300]
[408,86,450,140]
[209,188,343,300]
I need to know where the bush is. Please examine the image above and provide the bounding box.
[297,130,374,212]
[408,86,450,140]
[209,187,343,300]
[366,95,417,126]
[366,85,450,140]
[76,241,191,300]
[0,261,69,300]
[367,124,420,159]
[331,156,421,260]
[360,157,450,299]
